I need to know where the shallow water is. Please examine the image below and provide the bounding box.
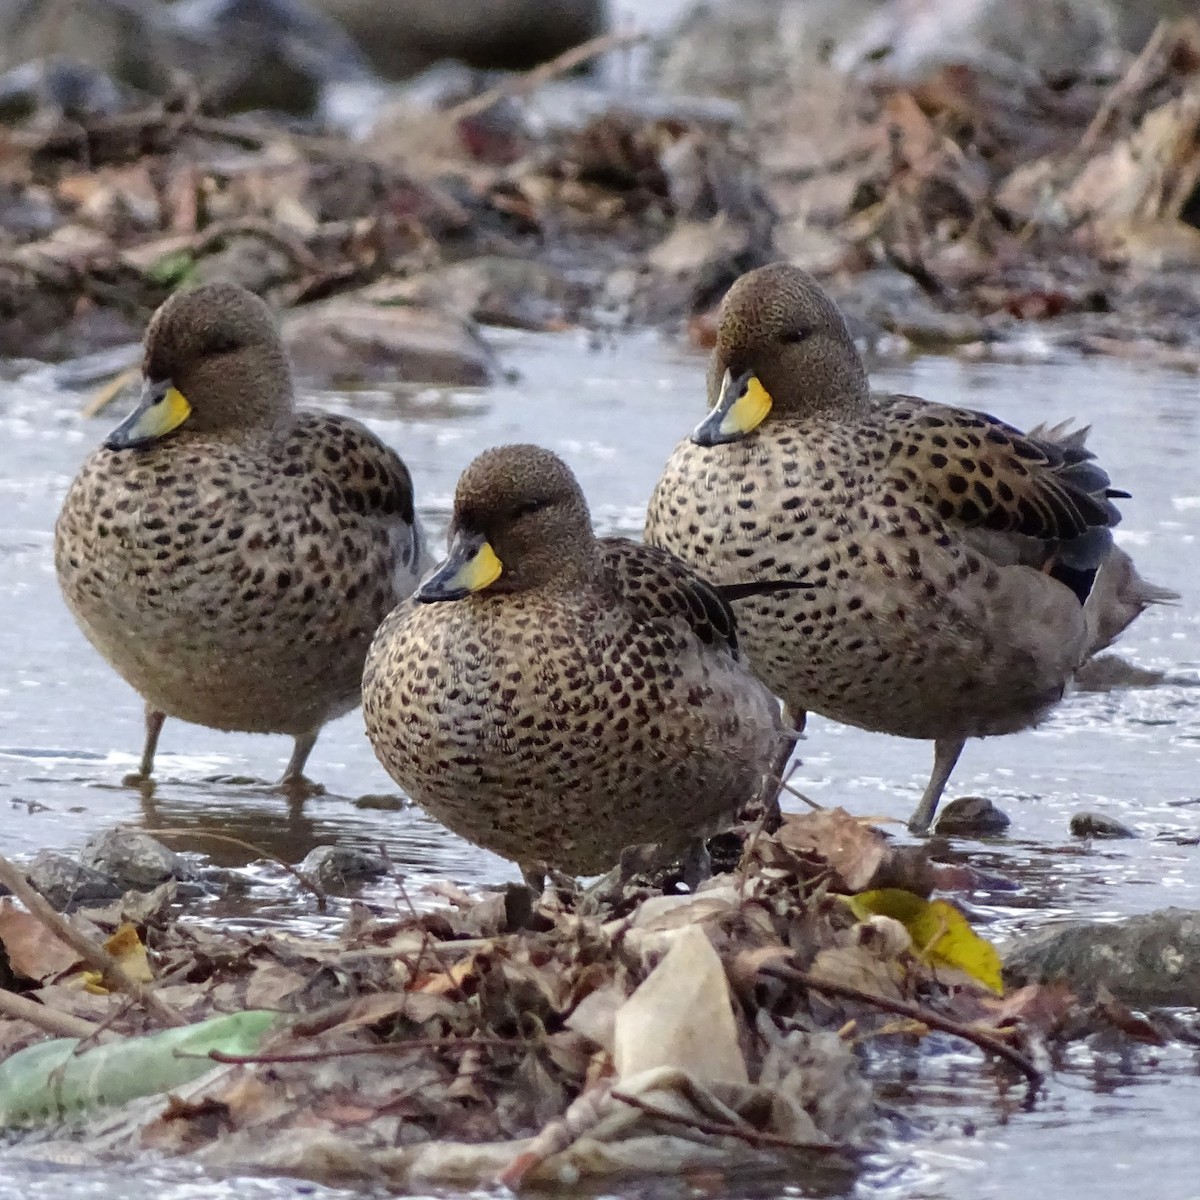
[1,332,1199,1198]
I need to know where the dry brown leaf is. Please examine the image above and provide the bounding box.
[316,992,413,1035]
[244,962,309,1010]
[770,809,932,896]
[807,944,904,1004]
[413,954,483,996]
[1093,985,1168,1046]
[0,898,80,982]
[957,981,1078,1035]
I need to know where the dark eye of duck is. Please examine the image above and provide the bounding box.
[777,327,812,345]
[202,331,244,356]
[513,496,552,520]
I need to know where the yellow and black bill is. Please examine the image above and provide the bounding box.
[415,529,503,603]
[103,377,192,450]
[691,368,773,447]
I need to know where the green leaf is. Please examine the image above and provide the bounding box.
[848,888,1004,995]
[146,250,197,287]
[0,1009,278,1126]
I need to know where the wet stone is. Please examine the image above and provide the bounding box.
[283,300,498,387]
[1073,653,1169,692]
[299,845,389,891]
[1004,907,1200,1007]
[80,829,189,892]
[23,849,124,911]
[934,796,1011,837]
[352,794,406,811]
[1070,811,1137,839]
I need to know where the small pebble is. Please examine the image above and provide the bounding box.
[353,794,406,812]
[934,796,1011,837]
[1070,811,1137,839]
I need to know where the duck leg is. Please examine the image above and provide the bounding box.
[908,737,965,834]
[123,705,165,786]
[679,839,713,892]
[278,729,324,796]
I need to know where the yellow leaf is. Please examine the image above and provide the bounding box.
[848,889,1003,995]
[80,923,154,994]
[105,923,153,982]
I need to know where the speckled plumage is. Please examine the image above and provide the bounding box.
[362,444,784,877]
[55,282,428,784]
[646,264,1175,830]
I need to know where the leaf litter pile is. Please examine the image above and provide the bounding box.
[9,20,1200,367]
[0,809,1179,1192]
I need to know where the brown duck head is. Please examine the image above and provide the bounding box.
[693,263,870,447]
[105,283,293,450]
[417,445,597,602]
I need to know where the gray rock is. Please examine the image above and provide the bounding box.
[1004,907,1200,1007]
[832,0,1126,84]
[834,267,987,350]
[190,235,296,296]
[24,850,124,911]
[653,0,1186,102]
[363,257,581,331]
[654,0,884,99]
[0,56,133,124]
[283,299,498,386]
[934,795,1011,837]
[0,0,183,98]
[1073,653,1168,692]
[1070,811,1137,839]
[299,844,388,891]
[308,0,606,80]
[80,829,188,892]
[171,0,372,114]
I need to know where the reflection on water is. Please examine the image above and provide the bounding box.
[1,331,1199,1199]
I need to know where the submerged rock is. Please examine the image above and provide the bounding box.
[299,845,388,891]
[934,796,1011,837]
[1073,653,1169,691]
[80,829,188,892]
[1070,811,1137,839]
[1004,907,1200,1007]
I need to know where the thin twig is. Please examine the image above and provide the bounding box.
[395,878,461,988]
[0,988,99,1039]
[0,854,187,1028]
[444,29,648,124]
[81,365,140,419]
[779,777,824,813]
[141,827,327,911]
[610,1089,848,1155]
[764,963,1043,1087]
[1077,20,1172,158]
